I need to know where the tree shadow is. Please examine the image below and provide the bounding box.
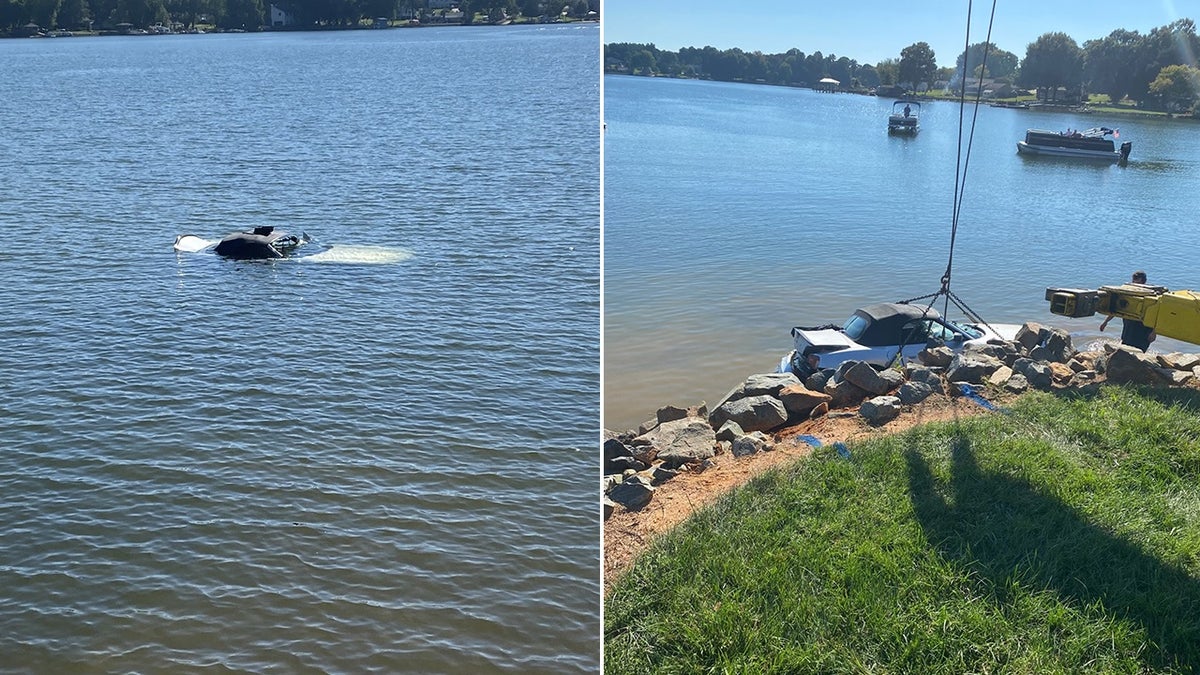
[907,437,1200,671]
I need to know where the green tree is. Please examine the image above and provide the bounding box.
[1083,29,1142,104]
[829,55,855,86]
[26,0,61,27]
[655,50,680,76]
[898,42,936,90]
[165,0,209,27]
[745,50,768,81]
[777,61,792,84]
[1131,20,1200,105]
[875,58,899,85]
[115,0,165,26]
[628,49,655,75]
[1018,32,1084,101]
[857,63,880,88]
[362,0,395,20]
[956,41,1018,80]
[1148,64,1200,112]
[219,0,262,28]
[519,0,537,17]
[0,0,30,30]
[57,0,88,26]
[88,0,114,25]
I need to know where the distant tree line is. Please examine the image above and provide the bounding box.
[1,0,596,32]
[606,18,1200,112]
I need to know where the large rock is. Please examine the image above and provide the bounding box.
[805,369,833,392]
[860,396,901,425]
[988,365,1014,386]
[1157,352,1200,371]
[1005,372,1029,393]
[731,431,773,457]
[778,383,832,417]
[1013,357,1053,390]
[709,395,788,433]
[1043,328,1075,363]
[742,372,800,398]
[715,420,745,443]
[897,380,935,405]
[919,346,954,368]
[946,351,1003,384]
[1014,322,1047,352]
[842,361,903,395]
[1049,362,1076,386]
[603,438,634,475]
[824,378,870,409]
[655,405,690,424]
[636,417,717,468]
[650,465,680,484]
[709,382,747,416]
[1167,370,1195,385]
[1069,352,1101,372]
[1106,347,1173,385]
[607,476,654,511]
[608,456,647,472]
[906,365,945,393]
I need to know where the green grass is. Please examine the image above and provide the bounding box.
[604,386,1200,673]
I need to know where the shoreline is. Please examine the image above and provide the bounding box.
[5,17,598,40]
[602,72,1197,122]
[603,329,1200,594]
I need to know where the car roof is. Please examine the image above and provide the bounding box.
[853,303,942,347]
[856,303,940,322]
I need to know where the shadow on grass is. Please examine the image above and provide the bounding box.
[907,437,1200,671]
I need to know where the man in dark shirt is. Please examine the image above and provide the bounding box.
[1099,270,1157,352]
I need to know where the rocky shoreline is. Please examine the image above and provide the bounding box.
[603,321,1200,583]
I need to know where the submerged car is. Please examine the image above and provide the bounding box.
[777,302,1021,379]
[213,226,311,259]
[173,226,316,260]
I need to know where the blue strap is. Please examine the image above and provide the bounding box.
[833,442,851,460]
[796,434,823,447]
[959,383,1008,413]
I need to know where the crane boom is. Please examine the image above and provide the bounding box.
[1045,284,1200,346]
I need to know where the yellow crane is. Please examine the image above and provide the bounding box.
[1046,284,1200,346]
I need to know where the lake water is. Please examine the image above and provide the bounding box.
[604,74,1200,431]
[0,25,599,672]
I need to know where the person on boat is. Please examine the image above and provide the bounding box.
[1099,270,1156,351]
[903,104,911,117]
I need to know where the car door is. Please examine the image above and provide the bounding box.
[894,319,935,364]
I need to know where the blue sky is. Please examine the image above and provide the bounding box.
[602,0,1200,67]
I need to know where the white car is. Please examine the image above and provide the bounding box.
[778,302,1021,379]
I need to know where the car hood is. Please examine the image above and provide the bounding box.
[972,322,1023,342]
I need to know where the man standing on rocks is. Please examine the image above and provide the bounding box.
[1099,270,1156,352]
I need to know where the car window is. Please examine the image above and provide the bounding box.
[844,314,869,341]
[949,321,983,339]
[926,321,960,342]
[901,320,931,343]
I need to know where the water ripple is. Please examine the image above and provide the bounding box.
[0,25,599,673]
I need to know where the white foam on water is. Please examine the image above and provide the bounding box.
[300,245,415,265]
[173,235,213,253]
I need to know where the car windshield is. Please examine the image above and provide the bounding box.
[843,313,870,341]
[948,321,984,339]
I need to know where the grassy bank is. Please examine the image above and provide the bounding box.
[604,386,1200,673]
